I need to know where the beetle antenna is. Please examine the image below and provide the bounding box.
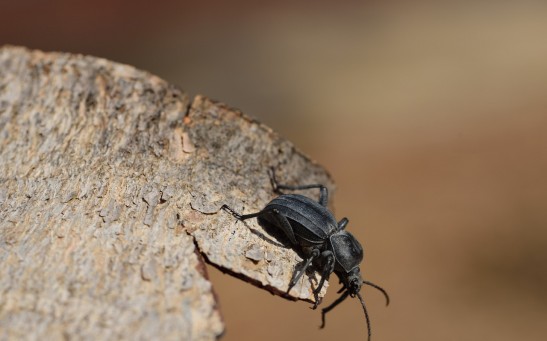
[357,292,372,341]
[320,290,350,329]
[362,280,390,306]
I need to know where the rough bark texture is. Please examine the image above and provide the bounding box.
[0,46,334,340]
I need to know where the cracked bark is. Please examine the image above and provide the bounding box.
[0,46,334,340]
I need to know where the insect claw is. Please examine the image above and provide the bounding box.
[311,295,322,309]
[220,204,240,219]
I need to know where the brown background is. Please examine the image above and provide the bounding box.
[3,1,547,340]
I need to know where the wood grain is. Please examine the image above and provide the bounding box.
[0,46,333,340]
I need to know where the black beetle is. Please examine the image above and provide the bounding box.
[221,169,389,340]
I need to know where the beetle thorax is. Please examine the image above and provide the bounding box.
[329,230,364,273]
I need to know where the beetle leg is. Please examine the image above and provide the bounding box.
[221,205,298,244]
[337,282,347,293]
[312,250,335,309]
[221,205,261,221]
[337,217,349,231]
[287,248,320,293]
[267,208,299,245]
[320,290,350,329]
[270,168,329,206]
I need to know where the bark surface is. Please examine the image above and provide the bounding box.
[0,46,334,340]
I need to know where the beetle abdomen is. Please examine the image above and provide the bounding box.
[264,194,337,244]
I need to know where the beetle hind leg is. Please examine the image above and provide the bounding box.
[221,205,298,245]
[269,168,329,206]
[266,208,299,245]
[220,204,262,221]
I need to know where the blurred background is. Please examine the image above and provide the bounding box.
[3,0,547,340]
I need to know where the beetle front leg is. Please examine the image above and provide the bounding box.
[312,250,335,309]
[320,290,350,328]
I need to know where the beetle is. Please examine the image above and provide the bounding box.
[221,169,389,341]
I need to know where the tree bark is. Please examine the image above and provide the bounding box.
[0,46,334,340]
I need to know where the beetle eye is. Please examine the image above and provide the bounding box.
[348,276,362,295]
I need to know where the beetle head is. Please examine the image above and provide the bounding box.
[330,266,389,340]
[345,267,363,297]
[329,266,389,341]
